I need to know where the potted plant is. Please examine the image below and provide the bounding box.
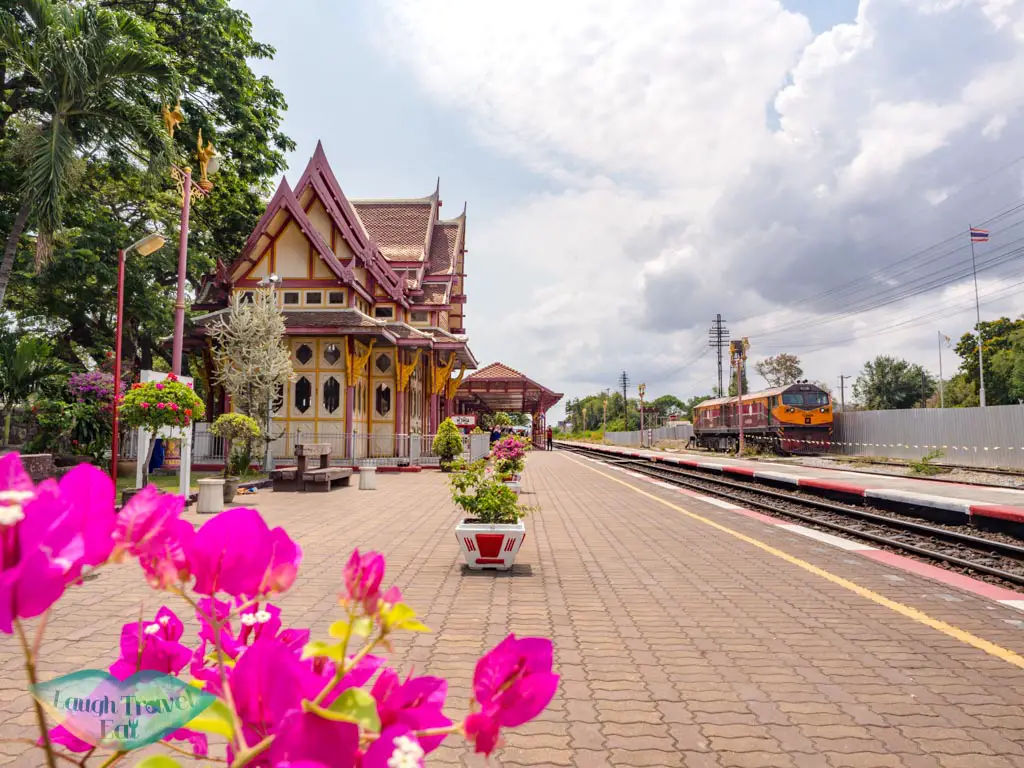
[492,434,526,493]
[118,373,205,502]
[450,459,532,571]
[209,413,261,503]
[432,417,464,471]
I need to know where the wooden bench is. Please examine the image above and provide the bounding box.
[270,467,299,492]
[272,443,339,492]
[302,467,353,492]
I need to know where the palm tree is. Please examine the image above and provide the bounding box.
[0,330,65,445]
[0,0,175,303]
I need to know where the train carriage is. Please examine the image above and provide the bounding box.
[691,381,832,455]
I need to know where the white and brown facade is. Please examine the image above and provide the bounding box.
[190,142,477,459]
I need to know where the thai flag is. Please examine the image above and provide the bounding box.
[970,227,989,242]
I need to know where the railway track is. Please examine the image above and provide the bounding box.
[562,444,1024,590]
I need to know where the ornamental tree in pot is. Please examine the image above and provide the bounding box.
[210,413,261,503]
[118,373,205,491]
[432,417,463,471]
[1,453,558,767]
[450,459,533,570]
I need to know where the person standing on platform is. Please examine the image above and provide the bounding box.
[546,426,553,451]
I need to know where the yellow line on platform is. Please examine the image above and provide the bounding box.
[567,455,1024,670]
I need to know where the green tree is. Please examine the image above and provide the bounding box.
[754,353,803,387]
[682,394,712,420]
[651,394,685,418]
[853,355,936,410]
[0,0,175,302]
[0,329,64,444]
[953,317,1024,406]
[3,0,294,377]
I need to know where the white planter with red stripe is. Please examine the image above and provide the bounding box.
[503,480,522,495]
[455,519,526,571]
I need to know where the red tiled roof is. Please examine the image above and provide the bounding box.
[352,202,432,261]
[427,222,459,275]
[465,362,531,382]
[416,284,449,306]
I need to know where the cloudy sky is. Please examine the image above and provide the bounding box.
[244,0,1024,417]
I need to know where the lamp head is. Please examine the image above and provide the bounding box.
[129,233,166,256]
[206,154,221,177]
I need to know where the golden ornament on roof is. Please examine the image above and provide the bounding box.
[162,101,184,138]
[196,129,217,191]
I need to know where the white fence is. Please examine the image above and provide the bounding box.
[832,405,1024,469]
[601,424,694,447]
[122,423,491,468]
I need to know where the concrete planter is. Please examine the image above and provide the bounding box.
[197,477,225,515]
[455,519,526,571]
[503,480,522,495]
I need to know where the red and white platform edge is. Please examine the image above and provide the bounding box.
[580,454,1024,613]
[562,442,1024,526]
[455,520,526,570]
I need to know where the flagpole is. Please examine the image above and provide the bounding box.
[969,226,987,407]
[938,330,944,409]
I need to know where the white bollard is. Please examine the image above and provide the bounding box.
[358,466,377,490]
[197,477,225,515]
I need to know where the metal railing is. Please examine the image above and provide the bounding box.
[122,423,493,468]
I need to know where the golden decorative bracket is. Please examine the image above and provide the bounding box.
[431,353,457,396]
[345,339,377,387]
[445,366,466,400]
[397,349,422,393]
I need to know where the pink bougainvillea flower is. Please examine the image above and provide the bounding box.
[0,456,116,633]
[312,652,384,708]
[342,549,384,612]
[156,402,166,410]
[43,725,93,753]
[187,508,300,599]
[227,637,316,760]
[113,486,193,589]
[261,527,301,594]
[139,401,150,408]
[464,635,559,754]
[170,403,179,411]
[113,486,184,560]
[136,517,193,589]
[155,382,165,390]
[267,710,359,767]
[371,668,451,753]
[51,463,116,575]
[109,606,192,678]
[361,725,426,768]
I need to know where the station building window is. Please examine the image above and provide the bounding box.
[283,291,300,306]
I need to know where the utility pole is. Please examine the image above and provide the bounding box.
[838,375,851,412]
[619,371,630,429]
[731,338,748,453]
[709,314,730,397]
[938,331,948,408]
[603,395,608,434]
[638,383,646,446]
[969,226,988,407]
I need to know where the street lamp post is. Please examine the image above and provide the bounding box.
[258,274,282,472]
[110,233,167,480]
[168,127,219,376]
[638,384,646,447]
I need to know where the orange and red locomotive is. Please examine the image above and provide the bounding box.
[691,381,832,455]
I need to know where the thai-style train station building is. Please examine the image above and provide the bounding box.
[189,142,478,459]
[187,142,561,459]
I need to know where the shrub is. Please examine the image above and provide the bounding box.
[210,413,261,479]
[493,435,526,479]
[432,418,464,469]
[1,453,558,766]
[449,459,533,524]
[909,449,948,476]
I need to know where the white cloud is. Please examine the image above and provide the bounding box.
[378,0,1024,413]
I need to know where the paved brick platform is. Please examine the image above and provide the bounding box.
[561,441,1024,525]
[2,453,1024,767]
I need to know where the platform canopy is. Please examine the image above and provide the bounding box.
[454,362,563,417]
